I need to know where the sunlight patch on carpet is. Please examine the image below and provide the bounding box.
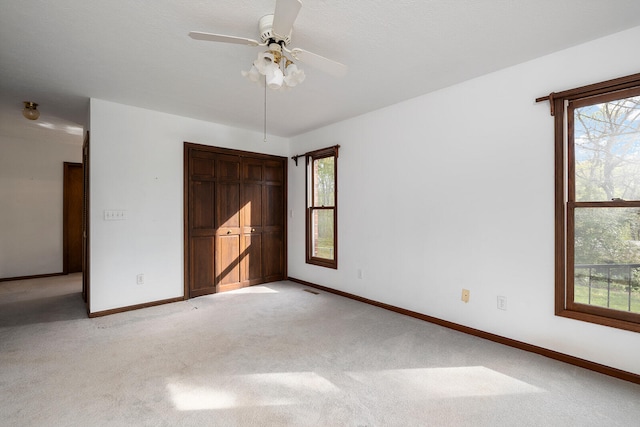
[346,366,544,399]
[225,286,279,294]
[167,371,340,411]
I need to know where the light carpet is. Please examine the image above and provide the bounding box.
[1,274,639,426]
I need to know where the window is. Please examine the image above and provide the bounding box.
[545,73,640,332]
[306,146,338,269]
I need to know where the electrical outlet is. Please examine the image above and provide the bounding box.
[357,269,364,279]
[136,274,144,285]
[461,289,470,303]
[497,296,507,310]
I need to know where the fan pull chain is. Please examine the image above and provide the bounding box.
[264,77,267,143]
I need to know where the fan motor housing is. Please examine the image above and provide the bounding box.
[259,14,292,45]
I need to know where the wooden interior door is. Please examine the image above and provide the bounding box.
[63,162,83,274]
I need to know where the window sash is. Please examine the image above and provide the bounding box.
[305,146,338,269]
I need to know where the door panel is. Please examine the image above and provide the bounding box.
[263,231,284,280]
[191,181,215,230]
[188,150,217,297]
[190,237,215,297]
[217,155,240,180]
[242,183,263,229]
[192,156,215,177]
[242,232,263,285]
[216,182,240,228]
[215,155,242,291]
[265,161,284,183]
[241,181,263,286]
[216,234,241,291]
[243,160,263,182]
[264,185,284,227]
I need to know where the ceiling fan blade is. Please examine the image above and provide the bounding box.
[289,48,348,78]
[188,31,260,46]
[272,0,302,39]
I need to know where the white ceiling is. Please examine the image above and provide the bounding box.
[2,0,640,139]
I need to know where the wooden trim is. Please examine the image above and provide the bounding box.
[183,143,190,300]
[554,96,566,316]
[83,131,90,314]
[557,308,640,333]
[288,277,640,385]
[291,144,340,166]
[0,272,65,283]
[283,158,289,280]
[63,163,70,275]
[184,142,286,161]
[88,296,184,318]
[536,72,640,110]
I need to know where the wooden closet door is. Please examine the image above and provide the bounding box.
[215,154,242,292]
[263,159,285,281]
[241,159,264,286]
[185,143,287,298]
[188,150,217,297]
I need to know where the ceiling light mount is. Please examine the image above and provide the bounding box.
[22,101,40,120]
[259,14,291,46]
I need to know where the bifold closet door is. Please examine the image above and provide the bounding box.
[241,158,264,286]
[186,143,287,298]
[263,160,285,281]
[188,150,217,297]
[215,154,242,292]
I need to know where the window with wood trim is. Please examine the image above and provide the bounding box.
[544,73,640,332]
[306,146,338,269]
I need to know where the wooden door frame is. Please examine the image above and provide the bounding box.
[82,132,90,312]
[63,161,83,274]
[183,142,288,299]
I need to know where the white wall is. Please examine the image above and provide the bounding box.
[88,99,288,313]
[0,129,82,278]
[288,26,640,375]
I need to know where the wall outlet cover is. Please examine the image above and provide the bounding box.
[461,289,470,303]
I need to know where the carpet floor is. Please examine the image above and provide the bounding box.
[1,274,639,426]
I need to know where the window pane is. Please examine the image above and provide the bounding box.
[311,209,334,260]
[574,95,640,202]
[313,156,335,207]
[574,207,640,313]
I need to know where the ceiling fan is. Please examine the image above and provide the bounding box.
[189,0,347,90]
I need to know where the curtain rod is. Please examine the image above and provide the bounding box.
[536,72,640,116]
[291,144,340,166]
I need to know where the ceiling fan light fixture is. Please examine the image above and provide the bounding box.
[241,65,261,83]
[266,66,284,89]
[284,62,305,87]
[190,0,347,91]
[22,101,40,120]
[253,52,274,74]
[244,49,303,90]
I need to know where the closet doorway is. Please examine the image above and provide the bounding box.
[184,143,287,298]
